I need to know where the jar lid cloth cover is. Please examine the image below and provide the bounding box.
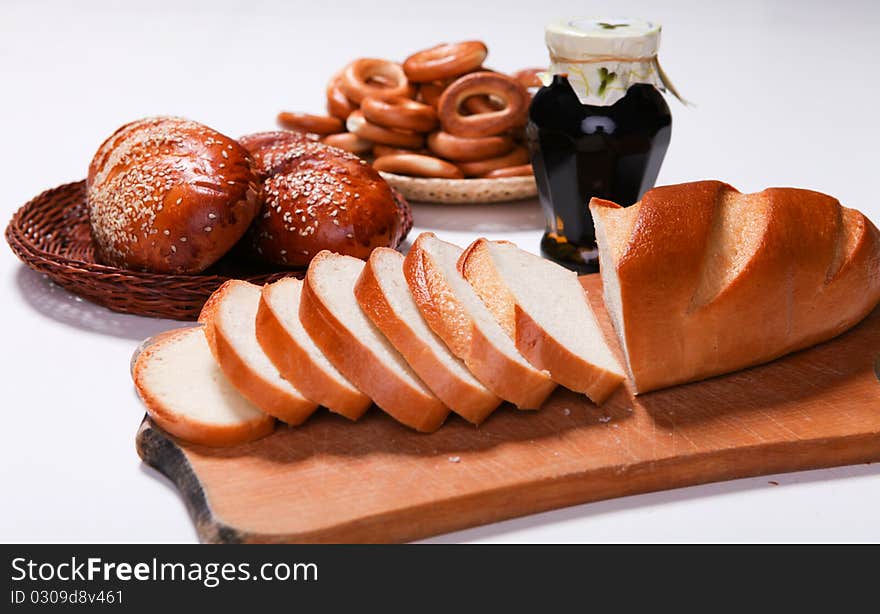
[544,18,687,106]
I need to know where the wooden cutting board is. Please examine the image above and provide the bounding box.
[136,275,880,543]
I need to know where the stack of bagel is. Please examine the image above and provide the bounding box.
[277,41,543,180]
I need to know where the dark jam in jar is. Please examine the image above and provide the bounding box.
[527,74,672,273]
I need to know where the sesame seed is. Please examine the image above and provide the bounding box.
[221,150,228,159]
[208,213,216,219]
[204,226,212,232]
[176,198,182,205]
[180,237,187,242]
[163,229,170,235]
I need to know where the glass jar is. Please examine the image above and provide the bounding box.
[527,18,675,273]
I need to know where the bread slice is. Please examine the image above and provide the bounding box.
[355,248,502,424]
[459,238,625,404]
[256,277,372,419]
[404,232,557,409]
[133,327,275,447]
[199,280,318,425]
[301,251,450,432]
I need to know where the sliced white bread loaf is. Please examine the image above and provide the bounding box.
[459,238,625,404]
[355,248,502,424]
[590,181,880,393]
[199,280,319,426]
[256,277,372,419]
[301,251,450,432]
[404,232,557,409]
[133,327,275,447]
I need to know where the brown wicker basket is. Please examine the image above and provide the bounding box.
[379,172,537,204]
[6,180,409,321]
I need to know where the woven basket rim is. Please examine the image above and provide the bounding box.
[7,179,413,320]
[6,180,278,284]
[379,172,536,187]
[3,180,326,319]
[378,171,537,204]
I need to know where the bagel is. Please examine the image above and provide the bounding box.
[361,96,438,132]
[403,41,488,83]
[457,146,530,177]
[482,164,534,178]
[277,112,344,135]
[340,58,414,104]
[427,131,514,162]
[326,73,357,120]
[373,154,464,179]
[321,132,374,154]
[346,110,425,149]
[437,72,529,138]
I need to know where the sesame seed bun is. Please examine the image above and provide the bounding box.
[87,116,260,274]
[238,131,409,268]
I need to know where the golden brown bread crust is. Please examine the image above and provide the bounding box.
[255,281,372,417]
[300,252,449,431]
[238,131,407,267]
[590,180,880,393]
[458,238,517,337]
[199,281,318,426]
[132,329,276,447]
[87,117,260,273]
[238,130,321,176]
[355,248,501,424]
[404,236,474,358]
[404,233,556,410]
[459,238,624,404]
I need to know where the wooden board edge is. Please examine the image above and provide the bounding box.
[277,435,880,543]
[137,413,880,543]
[135,416,250,544]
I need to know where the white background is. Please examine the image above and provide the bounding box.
[1,0,879,542]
